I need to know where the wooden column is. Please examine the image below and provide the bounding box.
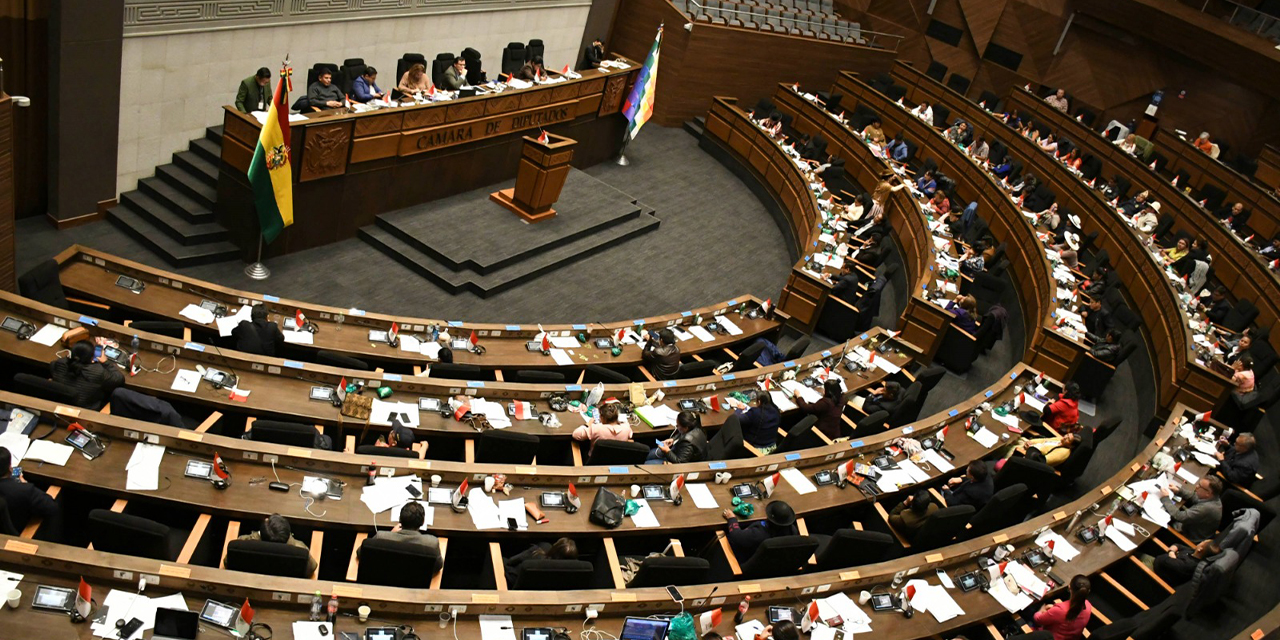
[0,93,14,291]
[490,133,577,223]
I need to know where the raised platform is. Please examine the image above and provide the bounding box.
[359,168,660,297]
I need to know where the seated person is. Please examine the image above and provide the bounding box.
[1059,249,1080,271]
[1044,89,1070,113]
[888,490,938,537]
[375,424,416,452]
[795,379,846,439]
[999,432,1080,468]
[1037,202,1063,232]
[945,295,980,334]
[1162,237,1190,265]
[1038,134,1059,154]
[759,621,800,640]
[306,68,344,110]
[827,263,861,305]
[910,100,933,126]
[352,66,387,103]
[360,502,443,573]
[721,500,797,559]
[1061,148,1082,171]
[571,403,634,454]
[1193,132,1214,154]
[641,328,681,380]
[1202,286,1232,325]
[239,514,317,576]
[233,304,284,356]
[1259,236,1280,260]
[49,341,125,409]
[397,62,433,98]
[504,537,576,586]
[1033,576,1091,640]
[758,111,783,138]
[235,67,271,113]
[441,57,467,91]
[582,37,605,68]
[1218,202,1252,231]
[1118,133,1138,155]
[516,55,549,82]
[915,170,937,197]
[1090,330,1123,364]
[944,121,970,146]
[943,461,994,509]
[1042,382,1082,430]
[1154,539,1221,587]
[884,133,910,163]
[727,392,781,454]
[860,380,903,416]
[1217,432,1259,487]
[1231,356,1256,404]
[958,240,986,277]
[1133,203,1160,233]
[0,448,60,535]
[1081,298,1111,342]
[1118,190,1150,216]
[861,118,886,146]
[1159,477,1223,541]
[926,190,950,215]
[645,410,708,464]
[970,135,990,161]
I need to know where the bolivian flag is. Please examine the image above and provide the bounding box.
[622,25,662,141]
[247,69,294,243]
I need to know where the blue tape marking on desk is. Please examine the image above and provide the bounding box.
[708,462,728,470]
[78,315,98,327]
[784,361,796,368]
[785,453,801,461]
[902,426,914,434]
[664,381,677,387]
[184,342,205,352]
[822,350,832,357]
[985,391,994,397]
[949,409,959,416]
[505,325,521,331]
[448,321,463,327]
[283,360,304,369]
[467,381,484,388]
[382,374,402,382]
[609,466,629,474]
[850,440,864,448]
[727,299,738,305]
[722,374,736,381]
[682,311,693,317]
[565,385,583,392]
[633,320,645,326]
[262,295,279,302]
[350,309,366,316]
[572,324,587,331]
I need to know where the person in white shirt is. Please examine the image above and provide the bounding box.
[1118,133,1137,155]
[911,101,933,127]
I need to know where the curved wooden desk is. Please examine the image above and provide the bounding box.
[51,246,783,374]
[0,290,916,443]
[0,403,1202,637]
[887,61,1229,412]
[1006,88,1280,362]
[1153,126,1280,241]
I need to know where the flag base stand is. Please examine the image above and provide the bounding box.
[244,235,271,280]
[615,137,632,166]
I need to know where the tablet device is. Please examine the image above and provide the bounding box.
[427,487,454,505]
[199,299,223,313]
[102,345,128,367]
[812,469,836,486]
[641,484,668,500]
[731,483,757,499]
[366,629,398,640]
[677,399,701,412]
[1,317,24,333]
[368,330,389,343]
[65,431,104,459]
[115,275,144,292]
[199,600,238,628]
[869,593,898,612]
[1024,549,1048,567]
[957,571,981,592]
[593,337,615,349]
[619,616,671,640]
[310,386,334,401]
[1077,526,1100,544]
[419,397,442,412]
[767,606,796,623]
[540,492,566,508]
[522,630,556,640]
[31,585,75,612]
[184,460,213,480]
[525,341,543,352]
[450,338,471,350]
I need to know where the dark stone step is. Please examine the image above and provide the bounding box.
[120,190,228,245]
[107,206,239,267]
[137,177,214,225]
[206,125,224,145]
[173,150,219,187]
[682,116,707,139]
[191,137,222,165]
[157,164,216,210]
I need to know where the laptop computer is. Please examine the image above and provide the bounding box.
[619,617,671,640]
[153,608,199,640]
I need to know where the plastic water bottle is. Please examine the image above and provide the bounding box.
[309,591,323,621]
[131,334,140,352]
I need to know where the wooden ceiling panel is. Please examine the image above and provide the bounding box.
[957,0,1007,53]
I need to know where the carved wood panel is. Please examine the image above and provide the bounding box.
[599,74,628,116]
[299,121,352,182]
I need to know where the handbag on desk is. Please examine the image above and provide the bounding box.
[589,487,625,529]
[341,392,373,421]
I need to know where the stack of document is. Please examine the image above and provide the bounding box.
[781,380,822,404]
[812,591,873,633]
[0,432,30,464]
[629,498,661,527]
[987,574,1034,613]
[91,590,188,639]
[370,399,419,428]
[905,579,965,623]
[635,404,679,428]
[25,439,74,466]
[126,443,166,491]
[469,399,512,429]
[282,330,314,345]
[29,324,67,346]
[178,304,215,325]
[465,491,531,531]
[360,475,423,515]
[970,427,1000,448]
[779,467,818,494]
[215,305,253,337]
[1034,530,1081,562]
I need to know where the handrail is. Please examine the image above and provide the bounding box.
[1180,0,1280,42]
[683,0,904,51]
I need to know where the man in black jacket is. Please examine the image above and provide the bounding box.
[49,341,125,409]
[1082,298,1111,343]
[1217,433,1259,487]
[645,411,708,464]
[641,329,681,380]
[582,37,605,69]
[232,304,284,357]
[721,500,798,559]
[942,461,994,509]
[0,448,60,536]
[1203,287,1232,326]
[828,264,861,305]
[1090,330,1123,364]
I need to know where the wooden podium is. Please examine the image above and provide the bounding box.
[490,133,577,223]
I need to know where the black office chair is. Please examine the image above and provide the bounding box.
[730,342,766,372]
[246,420,328,449]
[581,364,631,384]
[964,484,1028,538]
[305,63,339,89]
[925,60,947,82]
[627,556,711,587]
[126,320,186,339]
[1219,490,1274,532]
[932,104,951,130]
[17,259,72,310]
[355,445,418,459]
[753,98,775,116]
[87,509,177,560]
[395,53,427,84]
[432,53,456,88]
[1220,299,1259,333]
[476,430,539,464]
[994,458,1057,508]
[525,39,545,62]
[852,410,890,437]
[945,73,971,95]
[511,559,596,590]
[339,58,366,96]
[1199,183,1228,211]
[315,350,371,371]
[708,413,752,459]
[461,47,486,85]
[356,537,440,588]
[889,382,924,427]
[514,370,565,384]
[429,363,484,380]
[1074,335,1137,400]
[934,323,994,374]
[910,505,975,547]
[585,440,650,466]
[779,415,823,452]
[738,536,819,579]
[884,84,908,103]
[12,373,78,406]
[913,365,947,397]
[0,497,17,536]
[811,529,895,570]
[976,90,1000,110]
[501,42,526,75]
[674,360,718,379]
[224,539,312,578]
[1092,417,1122,446]
[820,92,843,114]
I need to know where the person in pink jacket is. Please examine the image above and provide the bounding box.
[571,404,634,454]
[1033,575,1092,640]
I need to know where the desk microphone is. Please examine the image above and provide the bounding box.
[784,585,808,614]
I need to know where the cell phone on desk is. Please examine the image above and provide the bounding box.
[667,586,684,603]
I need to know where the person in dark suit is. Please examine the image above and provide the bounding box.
[359,502,443,573]
[1203,287,1232,325]
[0,448,60,536]
[1081,298,1111,343]
[49,341,125,409]
[721,500,798,559]
[240,513,316,576]
[641,328,681,380]
[441,57,466,91]
[889,490,938,537]
[235,67,271,112]
[232,304,284,357]
[1090,329,1123,364]
[828,263,861,305]
[861,380,904,417]
[645,411,708,464]
[108,388,185,428]
[504,537,577,586]
[1216,432,1259,487]
[516,55,548,82]
[1259,236,1280,260]
[795,379,846,439]
[942,461,994,509]
[1153,538,1220,587]
[582,37,605,69]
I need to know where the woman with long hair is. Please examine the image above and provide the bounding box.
[397,62,433,97]
[795,379,846,440]
[1033,575,1092,640]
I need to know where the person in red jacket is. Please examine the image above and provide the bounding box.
[1042,382,1080,430]
[1033,575,1092,640]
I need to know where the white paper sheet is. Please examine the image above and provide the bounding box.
[629,498,661,528]
[293,621,334,640]
[0,570,23,601]
[897,459,932,484]
[1105,526,1137,551]
[30,324,67,346]
[282,329,314,345]
[467,488,504,530]
[421,341,443,359]
[1142,493,1172,527]
[823,591,872,629]
[780,467,818,494]
[735,620,766,640]
[687,325,716,342]
[215,306,252,337]
[715,315,744,336]
[125,442,165,491]
[918,449,955,473]
[549,336,580,349]
[987,574,1034,613]
[24,439,73,466]
[1175,466,1201,484]
[360,475,423,515]
[178,304,215,325]
[170,369,201,393]
[1035,530,1081,562]
[497,498,529,530]
[549,348,575,366]
[0,432,30,464]
[781,380,822,404]
[479,614,518,640]
[687,483,720,509]
[1005,561,1050,598]
[370,400,419,428]
[971,427,999,448]
[635,404,679,428]
[770,390,798,412]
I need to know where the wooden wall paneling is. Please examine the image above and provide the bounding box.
[0,0,49,219]
[0,94,13,291]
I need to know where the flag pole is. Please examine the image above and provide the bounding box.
[615,132,631,166]
[244,233,270,280]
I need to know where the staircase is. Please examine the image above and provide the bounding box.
[107,126,240,266]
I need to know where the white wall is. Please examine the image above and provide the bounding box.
[116,4,591,195]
